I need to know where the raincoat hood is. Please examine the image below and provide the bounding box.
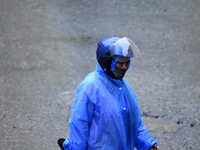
[96,36,140,79]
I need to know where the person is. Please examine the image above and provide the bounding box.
[58,36,158,150]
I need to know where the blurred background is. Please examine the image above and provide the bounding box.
[0,0,199,149]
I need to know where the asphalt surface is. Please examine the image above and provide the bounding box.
[0,0,200,150]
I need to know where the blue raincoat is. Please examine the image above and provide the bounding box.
[63,62,157,150]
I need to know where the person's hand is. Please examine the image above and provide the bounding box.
[149,143,158,150]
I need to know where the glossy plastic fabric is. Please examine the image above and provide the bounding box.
[63,63,157,150]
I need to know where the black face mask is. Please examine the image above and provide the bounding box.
[114,66,127,80]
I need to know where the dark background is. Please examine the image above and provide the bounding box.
[0,0,199,149]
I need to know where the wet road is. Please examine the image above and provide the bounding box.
[0,0,200,149]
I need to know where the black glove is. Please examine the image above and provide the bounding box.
[57,138,65,150]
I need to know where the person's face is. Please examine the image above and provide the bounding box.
[115,60,129,69]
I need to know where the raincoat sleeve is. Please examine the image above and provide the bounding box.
[135,110,157,150]
[62,82,95,150]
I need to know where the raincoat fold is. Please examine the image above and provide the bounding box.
[63,62,157,150]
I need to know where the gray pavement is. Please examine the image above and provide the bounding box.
[0,0,200,149]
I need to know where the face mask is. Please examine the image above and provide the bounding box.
[114,66,127,80]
